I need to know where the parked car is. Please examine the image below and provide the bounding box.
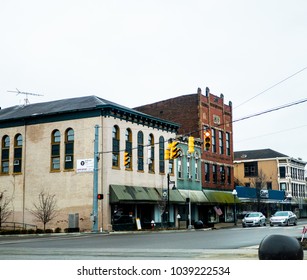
[269,211,297,226]
[242,212,266,227]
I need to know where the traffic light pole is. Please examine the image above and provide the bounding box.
[167,173,170,227]
[92,125,99,232]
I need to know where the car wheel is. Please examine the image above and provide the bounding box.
[270,223,273,227]
[294,220,297,226]
[263,222,266,226]
[287,220,290,226]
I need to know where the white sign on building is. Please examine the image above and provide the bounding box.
[76,159,94,173]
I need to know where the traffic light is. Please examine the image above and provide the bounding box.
[204,129,211,151]
[124,151,130,167]
[170,141,180,159]
[188,136,195,154]
[97,194,104,200]
[165,142,171,160]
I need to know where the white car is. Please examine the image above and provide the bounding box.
[242,212,266,227]
[270,211,297,226]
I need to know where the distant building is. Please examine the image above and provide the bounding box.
[134,87,234,191]
[234,148,307,217]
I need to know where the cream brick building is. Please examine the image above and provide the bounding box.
[0,96,179,231]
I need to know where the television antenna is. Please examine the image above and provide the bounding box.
[7,88,44,105]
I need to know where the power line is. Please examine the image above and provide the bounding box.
[234,66,307,109]
[233,97,307,124]
[235,124,307,143]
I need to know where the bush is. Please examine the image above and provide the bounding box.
[45,229,53,233]
[27,229,35,234]
[55,227,61,233]
[36,228,44,234]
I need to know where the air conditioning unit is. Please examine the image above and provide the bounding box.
[65,156,72,162]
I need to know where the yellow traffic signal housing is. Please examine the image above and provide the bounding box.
[188,136,195,154]
[204,129,211,151]
[170,141,180,159]
[124,151,130,166]
[165,142,171,160]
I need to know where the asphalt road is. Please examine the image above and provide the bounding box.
[0,220,306,259]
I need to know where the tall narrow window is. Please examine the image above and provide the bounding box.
[148,134,155,173]
[213,164,217,183]
[112,126,120,168]
[125,129,132,170]
[195,153,199,180]
[1,135,10,174]
[220,165,225,183]
[187,156,191,179]
[177,157,183,178]
[137,131,144,171]
[13,134,23,173]
[205,163,210,182]
[64,128,74,170]
[218,131,224,154]
[227,166,231,184]
[51,130,61,171]
[226,132,230,156]
[159,136,165,174]
[211,128,216,153]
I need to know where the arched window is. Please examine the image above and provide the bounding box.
[112,126,120,168]
[125,128,132,170]
[159,136,165,174]
[51,130,61,171]
[148,134,155,173]
[13,134,23,173]
[177,156,183,178]
[137,131,144,171]
[64,128,74,170]
[1,135,10,174]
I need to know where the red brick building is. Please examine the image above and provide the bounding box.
[134,87,234,191]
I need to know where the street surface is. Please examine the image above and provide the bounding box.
[0,219,306,260]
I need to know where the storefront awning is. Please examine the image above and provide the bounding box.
[110,185,161,203]
[204,190,241,204]
[156,188,186,203]
[179,189,209,204]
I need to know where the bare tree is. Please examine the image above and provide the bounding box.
[0,195,12,230]
[28,190,58,231]
[250,169,268,212]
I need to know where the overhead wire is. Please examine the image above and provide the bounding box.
[234,66,307,109]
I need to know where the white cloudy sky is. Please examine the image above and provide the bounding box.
[1,0,307,162]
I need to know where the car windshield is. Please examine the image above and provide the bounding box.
[274,212,288,217]
[246,213,259,217]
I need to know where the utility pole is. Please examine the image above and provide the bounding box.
[167,173,170,227]
[92,125,99,232]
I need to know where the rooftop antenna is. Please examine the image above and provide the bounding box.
[7,88,43,105]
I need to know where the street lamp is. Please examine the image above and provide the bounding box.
[166,173,176,228]
[232,189,237,226]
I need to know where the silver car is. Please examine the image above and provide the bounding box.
[269,211,297,226]
[242,212,266,227]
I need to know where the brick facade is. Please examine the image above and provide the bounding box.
[134,87,234,190]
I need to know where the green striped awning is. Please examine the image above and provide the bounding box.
[110,185,161,203]
[204,190,241,204]
[179,190,209,204]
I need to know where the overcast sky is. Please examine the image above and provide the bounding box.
[1,0,307,163]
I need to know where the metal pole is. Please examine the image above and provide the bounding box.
[188,189,192,229]
[92,125,99,232]
[167,173,170,227]
[234,196,237,226]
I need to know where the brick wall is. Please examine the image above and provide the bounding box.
[135,88,234,190]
